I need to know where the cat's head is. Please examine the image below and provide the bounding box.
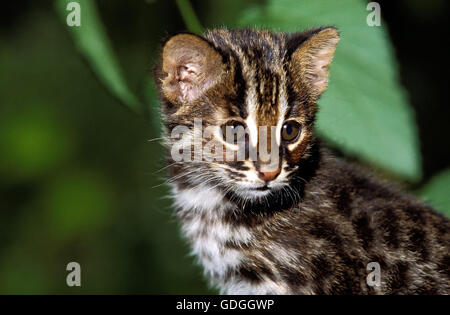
[154,28,339,210]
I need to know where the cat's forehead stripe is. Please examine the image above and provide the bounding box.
[205,29,294,151]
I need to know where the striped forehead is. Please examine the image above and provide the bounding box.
[205,29,289,144]
[254,68,282,126]
[244,63,288,148]
[232,36,286,126]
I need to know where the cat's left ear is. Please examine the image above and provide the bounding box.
[288,27,340,99]
[159,33,225,105]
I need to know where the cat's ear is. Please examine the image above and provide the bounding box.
[288,27,339,98]
[159,33,225,104]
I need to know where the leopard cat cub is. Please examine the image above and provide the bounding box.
[154,27,449,294]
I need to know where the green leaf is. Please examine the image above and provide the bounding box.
[54,0,142,114]
[237,0,421,180]
[419,169,450,217]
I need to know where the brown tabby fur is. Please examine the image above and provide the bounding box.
[154,27,450,294]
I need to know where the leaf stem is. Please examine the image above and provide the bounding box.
[175,0,203,34]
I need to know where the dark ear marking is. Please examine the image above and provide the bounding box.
[159,33,226,105]
[287,27,340,99]
[285,28,329,60]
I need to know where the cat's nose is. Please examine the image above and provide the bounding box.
[257,169,280,182]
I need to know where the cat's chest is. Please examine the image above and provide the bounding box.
[171,185,253,283]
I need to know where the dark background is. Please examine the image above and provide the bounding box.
[379,0,450,180]
[0,0,448,293]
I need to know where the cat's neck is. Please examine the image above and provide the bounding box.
[171,184,226,217]
[171,184,255,291]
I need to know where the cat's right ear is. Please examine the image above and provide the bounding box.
[157,33,225,105]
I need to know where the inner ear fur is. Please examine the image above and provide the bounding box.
[288,27,340,99]
[160,33,225,105]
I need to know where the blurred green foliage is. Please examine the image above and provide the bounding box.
[0,106,75,180]
[0,1,208,294]
[42,169,114,240]
[55,0,144,115]
[0,0,448,294]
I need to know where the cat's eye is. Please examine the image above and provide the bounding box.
[221,121,246,144]
[281,121,301,142]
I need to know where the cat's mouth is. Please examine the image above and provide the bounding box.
[235,182,287,198]
[250,185,270,191]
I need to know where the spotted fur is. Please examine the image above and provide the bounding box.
[154,28,450,295]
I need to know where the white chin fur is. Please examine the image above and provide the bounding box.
[233,184,284,199]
